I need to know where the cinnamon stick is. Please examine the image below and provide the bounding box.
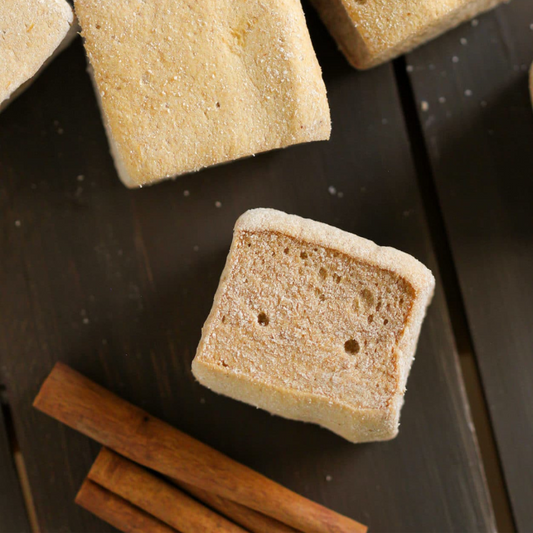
[76,479,176,533]
[89,448,246,533]
[34,363,367,533]
[174,478,299,533]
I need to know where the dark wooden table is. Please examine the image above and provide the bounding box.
[1,1,531,531]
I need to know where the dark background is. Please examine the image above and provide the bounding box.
[1,0,532,531]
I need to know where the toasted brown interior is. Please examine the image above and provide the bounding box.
[200,230,416,410]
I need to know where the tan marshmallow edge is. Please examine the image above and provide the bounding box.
[309,0,507,69]
[74,0,331,188]
[0,0,75,112]
[193,209,435,443]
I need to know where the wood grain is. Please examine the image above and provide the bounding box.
[405,1,533,530]
[0,4,494,531]
[76,479,176,533]
[0,406,30,532]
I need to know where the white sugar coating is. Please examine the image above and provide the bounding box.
[308,0,505,69]
[0,0,74,110]
[74,0,331,187]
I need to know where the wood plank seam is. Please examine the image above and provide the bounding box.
[0,398,38,533]
[391,55,515,533]
[403,3,533,528]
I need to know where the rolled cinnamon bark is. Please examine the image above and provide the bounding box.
[89,448,246,533]
[174,478,299,533]
[76,479,176,533]
[34,363,367,533]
